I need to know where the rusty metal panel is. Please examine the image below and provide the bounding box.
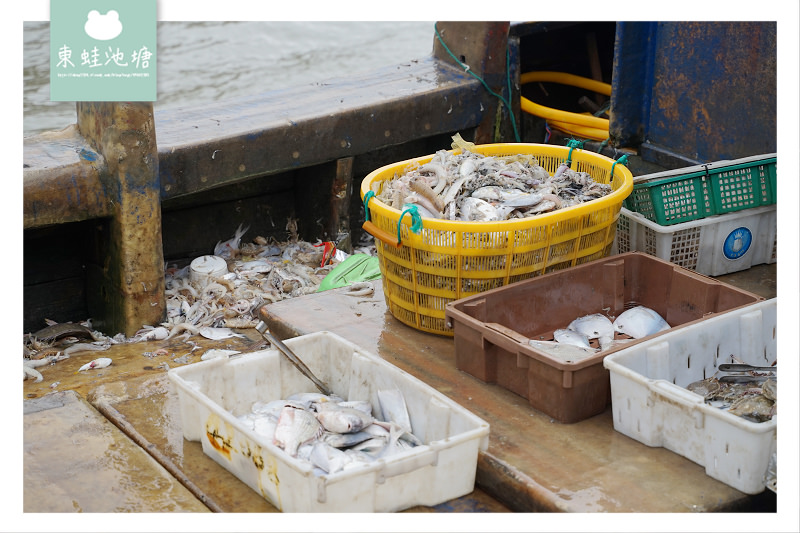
[611,21,776,164]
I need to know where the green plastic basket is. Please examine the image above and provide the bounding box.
[624,154,777,226]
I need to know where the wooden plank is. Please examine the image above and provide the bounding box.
[23,390,210,512]
[22,332,509,513]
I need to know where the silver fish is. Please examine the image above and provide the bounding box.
[322,430,376,449]
[613,306,670,339]
[309,441,351,474]
[315,404,375,434]
[288,392,344,409]
[251,399,287,417]
[528,339,597,363]
[471,186,543,208]
[77,357,112,372]
[460,197,500,221]
[273,404,323,457]
[334,400,374,414]
[198,327,245,340]
[214,223,249,258]
[350,436,389,455]
[253,416,277,439]
[567,313,615,350]
[553,329,594,350]
[378,388,412,434]
[200,348,240,360]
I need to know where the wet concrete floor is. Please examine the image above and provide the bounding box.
[23,326,508,513]
[21,261,776,514]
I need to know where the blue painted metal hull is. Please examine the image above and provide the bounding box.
[610,21,776,165]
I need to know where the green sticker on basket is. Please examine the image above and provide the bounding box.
[50,0,157,101]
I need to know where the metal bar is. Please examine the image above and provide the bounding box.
[255,321,333,397]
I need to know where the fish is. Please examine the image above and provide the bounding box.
[251,399,288,417]
[28,322,98,343]
[309,441,351,474]
[23,365,44,382]
[567,313,615,350]
[288,392,332,405]
[132,326,170,342]
[198,327,245,340]
[314,403,377,434]
[553,329,594,350]
[252,416,278,439]
[77,357,112,372]
[613,306,670,339]
[62,342,111,356]
[471,186,544,208]
[214,223,250,259]
[460,197,501,221]
[377,388,412,434]
[375,136,613,222]
[528,339,597,363]
[273,404,323,457]
[200,349,240,360]
[322,430,376,449]
[334,400,374,414]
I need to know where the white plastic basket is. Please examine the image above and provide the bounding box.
[613,205,776,276]
[168,331,490,512]
[603,300,777,494]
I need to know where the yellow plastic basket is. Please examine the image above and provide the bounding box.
[360,143,634,336]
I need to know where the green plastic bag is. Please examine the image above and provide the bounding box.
[317,254,381,292]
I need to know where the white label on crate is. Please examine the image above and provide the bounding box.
[722,227,752,260]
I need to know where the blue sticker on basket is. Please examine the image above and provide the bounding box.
[722,227,752,260]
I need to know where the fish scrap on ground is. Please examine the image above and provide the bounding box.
[237,389,422,475]
[372,134,612,222]
[23,219,378,381]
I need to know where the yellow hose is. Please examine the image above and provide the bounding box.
[520,71,611,141]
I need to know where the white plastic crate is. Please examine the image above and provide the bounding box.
[603,300,777,494]
[167,330,490,512]
[613,205,776,276]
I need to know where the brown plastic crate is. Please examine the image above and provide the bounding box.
[444,252,764,423]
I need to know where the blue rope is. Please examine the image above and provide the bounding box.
[434,23,521,142]
[363,190,375,221]
[397,204,423,245]
[565,139,585,163]
[610,154,629,180]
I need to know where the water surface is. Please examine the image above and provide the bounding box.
[24,21,434,136]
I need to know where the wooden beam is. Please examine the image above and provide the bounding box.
[432,21,513,144]
[77,102,166,337]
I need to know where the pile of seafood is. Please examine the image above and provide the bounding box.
[686,368,777,423]
[374,135,612,222]
[237,389,422,475]
[528,306,671,363]
[23,220,378,381]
